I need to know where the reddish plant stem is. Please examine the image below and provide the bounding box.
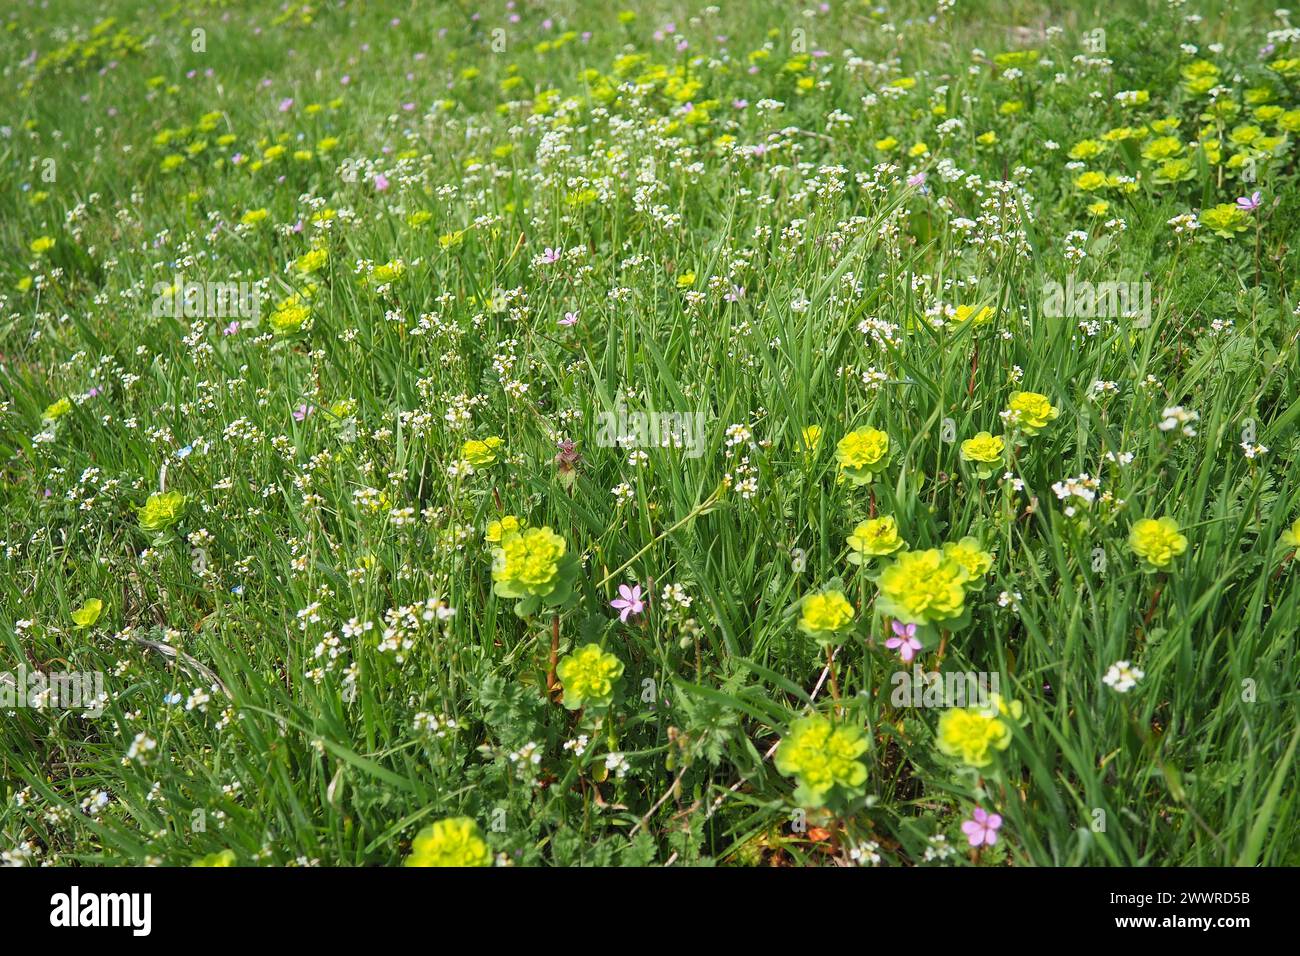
[825,645,840,702]
[1142,587,1162,630]
[547,614,561,702]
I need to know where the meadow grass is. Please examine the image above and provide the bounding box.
[1,0,1298,867]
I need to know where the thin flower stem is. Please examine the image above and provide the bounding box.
[595,491,719,589]
[826,644,840,703]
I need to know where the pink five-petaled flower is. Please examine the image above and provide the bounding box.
[885,619,922,662]
[610,584,645,623]
[559,311,578,327]
[541,247,562,264]
[1236,191,1262,212]
[293,404,312,422]
[961,807,1003,847]
[373,173,390,192]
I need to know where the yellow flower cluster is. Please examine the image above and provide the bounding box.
[405,817,492,867]
[71,598,104,628]
[798,589,855,639]
[485,514,523,542]
[461,436,504,467]
[1199,204,1251,238]
[42,397,73,421]
[960,431,1005,478]
[268,289,313,335]
[1129,516,1188,569]
[847,515,905,562]
[491,526,567,599]
[937,705,1012,768]
[556,643,624,710]
[774,714,869,807]
[138,491,187,532]
[835,426,891,484]
[1004,391,1059,435]
[876,548,971,626]
[943,537,994,579]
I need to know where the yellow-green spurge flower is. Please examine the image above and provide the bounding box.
[138,490,187,532]
[191,849,237,867]
[1129,516,1188,570]
[485,514,523,542]
[267,289,313,335]
[1199,203,1251,238]
[876,548,970,627]
[490,525,578,616]
[775,714,869,808]
[960,431,1005,478]
[847,516,905,562]
[71,598,104,629]
[405,816,491,867]
[798,588,855,642]
[42,397,73,421]
[556,643,624,711]
[461,436,504,467]
[943,537,994,579]
[937,704,1011,769]
[1003,391,1059,435]
[835,426,891,485]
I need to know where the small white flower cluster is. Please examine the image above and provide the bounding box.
[1103,660,1144,693]
[923,833,957,863]
[508,741,543,781]
[838,364,889,391]
[1051,473,1100,517]
[125,732,157,766]
[849,840,882,866]
[186,687,211,712]
[660,583,693,611]
[413,713,458,737]
[604,752,631,778]
[376,599,456,662]
[1,842,40,867]
[857,315,903,349]
[80,789,111,817]
[723,423,760,499]
[1158,406,1199,437]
